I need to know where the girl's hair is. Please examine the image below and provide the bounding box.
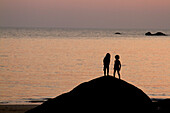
[115,55,120,59]
[106,53,110,58]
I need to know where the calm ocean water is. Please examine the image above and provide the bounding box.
[0,28,170,104]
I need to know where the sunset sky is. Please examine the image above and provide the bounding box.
[0,0,170,29]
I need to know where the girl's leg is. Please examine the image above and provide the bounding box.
[104,66,106,76]
[107,66,109,76]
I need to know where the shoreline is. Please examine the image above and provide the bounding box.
[0,98,169,113]
[1,97,169,105]
[0,105,38,113]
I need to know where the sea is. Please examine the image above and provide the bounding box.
[0,28,170,104]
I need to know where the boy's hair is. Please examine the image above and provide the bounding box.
[115,55,120,59]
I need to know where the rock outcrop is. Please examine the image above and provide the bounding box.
[152,99,170,113]
[145,32,167,36]
[25,76,152,113]
[115,32,121,35]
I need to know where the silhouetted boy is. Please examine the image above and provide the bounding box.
[113,55,121,79]
[103,53,110,76]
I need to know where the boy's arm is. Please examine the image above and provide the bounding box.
[119,61,121,70]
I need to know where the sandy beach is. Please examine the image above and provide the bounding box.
[0,105,38,113]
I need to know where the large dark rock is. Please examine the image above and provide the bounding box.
[145,32,167,36]
[152,99,170,113]
[115,32,122,35]
[25,76,152,113]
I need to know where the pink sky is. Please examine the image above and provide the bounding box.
[0,0,170,29]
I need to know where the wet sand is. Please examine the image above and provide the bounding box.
[0,105,38,113]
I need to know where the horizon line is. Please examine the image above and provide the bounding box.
[0,26,170,30]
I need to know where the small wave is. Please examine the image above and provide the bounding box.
[24,98,51,103]
[0,65,7,67]
[0,55,8,57]
[149,93,169,96]
[0,101,9,104]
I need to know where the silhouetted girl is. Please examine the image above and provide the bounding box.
[113,55,121,79]
[103,53,111,76]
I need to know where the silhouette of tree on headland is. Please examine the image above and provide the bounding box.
[113,55,121,79]
[103,53,110,76]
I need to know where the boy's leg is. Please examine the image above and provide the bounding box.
[117,70,121,79]
[113,69,116,78]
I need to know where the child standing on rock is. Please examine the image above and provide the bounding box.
[113,55,121,79]
[103,53,111,76]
